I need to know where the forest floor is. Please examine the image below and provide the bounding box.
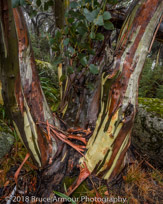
[0,133,162,204]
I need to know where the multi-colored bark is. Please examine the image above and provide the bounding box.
[13,7,59,168]
[0,1,62,169]
[79,0,163,181]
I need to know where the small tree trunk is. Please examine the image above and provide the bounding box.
[53,0,65,29]
[0,2,73,197]
[0,1,64,169]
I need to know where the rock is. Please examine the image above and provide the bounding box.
[132,98,163,167]
[0,120,14,159]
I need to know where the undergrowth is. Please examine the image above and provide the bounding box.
[0,112,163,203]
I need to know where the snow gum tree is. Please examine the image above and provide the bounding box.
[0,0,163,199]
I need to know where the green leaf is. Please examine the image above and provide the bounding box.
[44,2,49,10]
[68,18,74,23]
[64,26,69,35]
[63,38,69,46]
[55,30,62,39]
[51,103,59,112]
[68,46,75,55]
[92,9,100,18]
[76,25,87,35]
[36,0,41,7]
[64,183,67,193]
[96,33,104,41]
[90,32,95,39]
[78,53,86,59]
[49,38,55,45]
[29,9,37,18]
[84,9,99,22]
[103,11,111,20]
[65,11,69,18]
[54,191,77,204]
[89,64,99,74]
[65,51,70,57]
[83,8,89,15]
[80,56,88,66]
[70,1,78,9]
[81,32,88,43]
[69,10,78,18]
[83,9,91,22]
[53,56,62,65]
[60,75,66,82]
[89,9,99,22]
[12,0,20,8]
[104,21,114,30]
[67,66,74,74]
[47,0,54,6]
[94,15,104,26]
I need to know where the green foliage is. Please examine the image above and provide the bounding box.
[30,33,51,62]
[35,59,60,112]
[139,58,163,99]
[32,0,54,11]
[89,64,99,74]
[12,0,26,8]
[50,0,115,81]
[54,191,77,204]
[39,72,60,111]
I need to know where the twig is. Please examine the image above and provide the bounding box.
[50,128,86,157]
[14,153,30,185]
[144,160,158,172]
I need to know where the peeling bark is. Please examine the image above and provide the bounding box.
[0,1,64,169]
[79,0,163,180]
[111,9,163,43]
[13,7,58,167]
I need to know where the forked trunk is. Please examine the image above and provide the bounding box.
[0,0,163,200]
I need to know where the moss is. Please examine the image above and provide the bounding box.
[62,176,92,198]
[0,120,12,133]
[35,59,52,70]
[138,98,163,118]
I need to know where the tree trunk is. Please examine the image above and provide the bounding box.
[64,0,163,195]
[79,0,163,180]
[0,0,163,200]
[0,1,65,169]
[53,0,65,29]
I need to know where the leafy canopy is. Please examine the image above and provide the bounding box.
[50,0,115,81]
